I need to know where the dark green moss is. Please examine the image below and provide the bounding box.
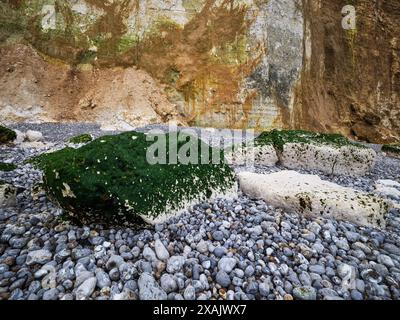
[0,125,16,144]
[32,131,235,226]
[255,129,366,151]
[382,144,400,155]
[69,134,93,144]
[0,162,17,172]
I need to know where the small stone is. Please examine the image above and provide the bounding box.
[266,248,274,256]
[218,257,236,273]
[351,290,363,300]
[96,269,111,289]
[377,254,395,268]
[106,255,124,270]
[337,263,354,279]
[216,271,231,288]
[196,240,209,254]
[109,268,120,281]
[284,294,294,301]
[138,273,167,300]
[309,265,325,275]
[154,240,170,261]
[383,243,400,256]
[335,239,350,251]
[259,282,270,297]
[75,277,97,300]
[246,282,259,295]
[184,285,196,300]
[26,250,52,266]
[212,231,224,241]
[167,256,185,273]
[244,265,255,277]
[43,288,59,301]
[160,274,177,293]
[345,231,360,243]
[214,246,227,258]
[143,247,157,262]
[293,286,317,301]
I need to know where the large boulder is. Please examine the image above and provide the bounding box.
[238,171,391,229]
[26,130,44,142]
[32,131,237,226]
[0,181,17,208]
[0,125,16,144]
[382,144,400,158]
[255,130,376,176]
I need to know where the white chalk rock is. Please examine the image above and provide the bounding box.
[279,143,376,176]
[225,145,278,167]
[0,182,17,208]
[13,129,26,144]
[375,180,400,202]
[26,130,44,142]
[238,171,391,229]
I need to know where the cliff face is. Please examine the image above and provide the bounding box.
[295,0,400,143]
[0,0,399,142]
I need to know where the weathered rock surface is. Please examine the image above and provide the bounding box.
[280,143,377,176]
[238,171,391,229]
[225,145,279,167]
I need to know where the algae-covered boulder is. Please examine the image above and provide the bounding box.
[382,144,400,158]
[0,125,16,144]
[255,130,376,176]
[33,131,236,226]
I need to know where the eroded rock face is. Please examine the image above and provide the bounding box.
[295,0,400,143]
[0,0,303,130]
[0,0,399,143]
[238,171,391,229]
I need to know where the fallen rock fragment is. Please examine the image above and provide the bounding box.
[238,171,391,229]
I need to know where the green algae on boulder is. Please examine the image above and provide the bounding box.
[382,144,400,157]
[32,131,236,226]
[69,134,93,144]
[0,125,16,144]
[0,162,17,172]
